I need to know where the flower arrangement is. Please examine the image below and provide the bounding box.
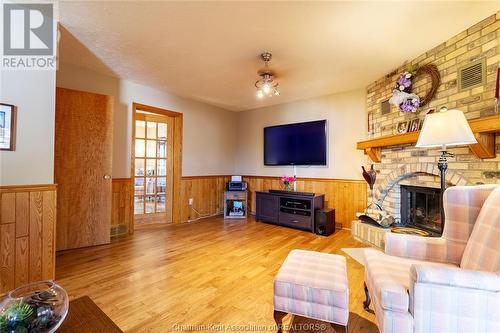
[389,66,421,113]
[281,175,296,191]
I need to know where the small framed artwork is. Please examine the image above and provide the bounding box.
[396,121,408,134]
[367,111,374,137]
[0,103,17,151]
[409,118,420,132]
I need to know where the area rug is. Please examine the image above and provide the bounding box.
[341,247,380,267]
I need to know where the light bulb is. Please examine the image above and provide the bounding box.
[274,89,280,96]
[257,90,264,98]
[262,83,271,94]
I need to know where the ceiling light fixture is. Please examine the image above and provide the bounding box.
[255,52,279,98]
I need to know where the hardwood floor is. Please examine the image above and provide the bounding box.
[55,216,378,333]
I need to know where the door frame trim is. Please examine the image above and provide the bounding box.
[131,102,183,229]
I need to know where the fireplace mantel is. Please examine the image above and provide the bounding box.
[357,114,500,162]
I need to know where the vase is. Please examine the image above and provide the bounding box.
[0,281,69,333]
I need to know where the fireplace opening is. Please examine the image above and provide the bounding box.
[400,185,443,236]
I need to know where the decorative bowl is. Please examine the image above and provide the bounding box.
[0,281,69,333]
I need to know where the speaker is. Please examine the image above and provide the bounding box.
[315,208,335,236]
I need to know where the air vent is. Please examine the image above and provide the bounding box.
[110,224,128,236]
[381,99,391,114]
[458,58,485,91]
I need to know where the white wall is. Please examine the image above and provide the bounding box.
[57,63,367,181]
[235,90,367,180]
[56,63,237,177]
[0,70,56,185]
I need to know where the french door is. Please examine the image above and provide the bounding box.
[133,112,174,224]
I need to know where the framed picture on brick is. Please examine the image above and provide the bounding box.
[408,118,420,132]
[396,121,408,134]
[367,111,374,136]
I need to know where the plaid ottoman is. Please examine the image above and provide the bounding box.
[273,249,349,333]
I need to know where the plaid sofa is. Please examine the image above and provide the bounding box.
[363,185,500,333]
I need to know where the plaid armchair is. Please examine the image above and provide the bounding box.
[363,185,500,333]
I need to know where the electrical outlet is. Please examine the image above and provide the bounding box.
[188,198,193,205]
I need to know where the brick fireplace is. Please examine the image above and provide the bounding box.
[352,13,500,248]
[372,162,470,225]
[367,13,499,213]
[400,184,441,235]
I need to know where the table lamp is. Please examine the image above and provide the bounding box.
[416,108,477,225]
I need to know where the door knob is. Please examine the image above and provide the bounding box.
[103,175,112,180]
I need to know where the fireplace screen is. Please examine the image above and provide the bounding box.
[400,185,442,235]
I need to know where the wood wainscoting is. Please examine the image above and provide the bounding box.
[180,176,230,222]
[111,178,133,236]
[0,184,57,294]
[115,176,367,228]
[111,176,229,227]
[245,176,367,229]
[178,175,367,228]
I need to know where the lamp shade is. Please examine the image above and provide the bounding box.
[416,109,477,148]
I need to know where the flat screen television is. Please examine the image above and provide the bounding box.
[264,120,327,166]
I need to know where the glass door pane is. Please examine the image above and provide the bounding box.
[146,159,156,177]
[156,195,166,213]
[147,121,157,139]
[136,120,146,138]
[157,159,166,176]
[157,177,166,194]
[145,177,156,195]
[135,140,145,157]
[134,178,144,196]
[145,196,155,213]
[146,140,156,157]
[157,141,166,158]
[134,196,144,214]
[135,159,145,176]
[158,123,167,139]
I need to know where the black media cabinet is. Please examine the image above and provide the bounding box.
[255,190,324,232]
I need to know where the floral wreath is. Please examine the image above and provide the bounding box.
[389,64,440,113]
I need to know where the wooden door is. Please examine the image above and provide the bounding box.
[133,112,174,224]
[55,88,113,251]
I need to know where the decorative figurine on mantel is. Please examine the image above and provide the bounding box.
[358,165,394,228]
